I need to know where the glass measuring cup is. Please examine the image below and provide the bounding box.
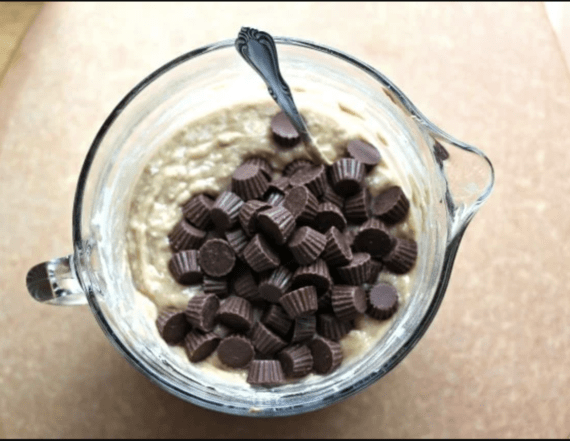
[25,37,494,417]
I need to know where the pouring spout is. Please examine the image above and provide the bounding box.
[428,129,495,238]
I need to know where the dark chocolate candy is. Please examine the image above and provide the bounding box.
[331,285,367,321]
[282,185,318,224]
[278,344,313,378]
[217,335,255,368]
[368,283,399,320]
[247,359,286,386]
[382,237,417,274]
[271,111,301,147]
[251,322,287,355]
[309,336,343,374]
[347,139,381,171]
[289,164,327,197]
[261,304,293,337]
[243,233,281,272]
[168,219,207,252]
[239,200,271,237]
[329,158,366,196]
[182,193,214,229]
[279,286,318,319]
[210,191,244,231]
[288,226,327,266]
[231,162,270,200]
[321,227,353,267]
[291,259,332,294]
[353,218,393,258]
[198,238,236,278]
[168,250,202,285]
[258,266,293,303]
[184,331,220,362]
[156,309,191,345]
[216,296,254,332]
[185,293,220,333]
[336,252,372,285]
[371,186,410,224]
[257,205,296,245]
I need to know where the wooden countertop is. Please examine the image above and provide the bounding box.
[1,2,569,438]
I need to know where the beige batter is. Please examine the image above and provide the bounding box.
[126,97,422,385]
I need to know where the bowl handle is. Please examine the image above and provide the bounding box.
[26,255,87,306]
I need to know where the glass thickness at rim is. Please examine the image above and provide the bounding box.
[71,37,491,417]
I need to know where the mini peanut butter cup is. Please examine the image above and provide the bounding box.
[244,157,273,179]
[225,227,249,259]
[289,164,327,197]
[198,238,236,278]
[368,259,384,284]
[210,191,244,231]
[320,183,344,208]
[182,194,214,229]
[329,158,366,196]
[261,304,293,337]
[292,259,332,294]
[315,202,347,233]
[344,188,370,223]
[382,238,417,274]
[217,296,254,332]
[288,226,327,266]
[247,359,286,386]
[371,186,410,224]
[259,266,293,303]
[257,206,296,245]
[267,176,290,194]
[168,250,203,285]
[283,158,313,177]
[321,227,353,267]
[168,219,207,252]
[279,286,318,318]
[317,313,354,341]
[185,293,220,332]
[251,322,288,355]
[156,309,191,345]
[309,336,343,374]
[368,283,399,320]
[353,218,393,258]
[232,267,261,301]
[278,344,313,378]
[239,200,271,237]
[265,191,285,207]
[217,335,255,368]
[282,185,318,224]
[347,139,381,171]
[331,285,367,321]
[290,315,317,343]
[203,276,229,298]
[271,111,301,147]
[336,253,372,285]
[243,234,281,272]
[231,162,270,201]
[184,330,220,362]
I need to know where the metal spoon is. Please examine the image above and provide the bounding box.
[235,27,331,165]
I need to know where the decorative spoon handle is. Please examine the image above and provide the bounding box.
[235,27,310,141]
[235,27,330,164]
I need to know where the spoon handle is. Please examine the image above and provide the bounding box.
[235,27,311,143]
